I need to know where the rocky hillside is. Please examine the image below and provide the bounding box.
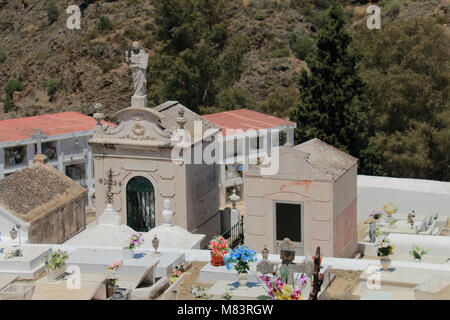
[0,0,448,120]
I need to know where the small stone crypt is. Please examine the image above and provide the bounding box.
[244,132,359,258]
[0,155,87,244]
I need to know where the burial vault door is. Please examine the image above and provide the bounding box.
[126,176,155,232]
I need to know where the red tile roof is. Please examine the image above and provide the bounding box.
[0,112,113,143]
[202,109,295,136]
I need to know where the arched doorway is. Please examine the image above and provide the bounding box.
[126,176,155,232]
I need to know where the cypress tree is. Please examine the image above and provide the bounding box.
[291,0,373,171]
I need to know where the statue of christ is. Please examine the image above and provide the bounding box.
[125,41,149,97]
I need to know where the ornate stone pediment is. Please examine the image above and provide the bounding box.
[91,106,172,147]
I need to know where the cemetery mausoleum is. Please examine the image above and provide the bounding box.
[89,100,221,247]
[245,138,358,258]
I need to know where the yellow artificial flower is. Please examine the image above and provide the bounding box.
[282,285,294,296]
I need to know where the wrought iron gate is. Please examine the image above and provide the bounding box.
[222,215,244,249]
[126,176,155,232]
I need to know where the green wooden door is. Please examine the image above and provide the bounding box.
[126,176,155,232]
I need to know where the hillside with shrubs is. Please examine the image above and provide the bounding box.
[0,0,448,180]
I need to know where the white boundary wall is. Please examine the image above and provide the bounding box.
[1,238,448,273]
[357,175,450,221]
[387,233,450,257]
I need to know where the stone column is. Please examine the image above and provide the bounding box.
[259,131,265,157]
[27,144,35,166]
[242,135,250,172]
[288,125,294,145]
[57,140,64,173]
[220,163,226,207]
[218,136,227,207]
[0,147,4,179]
[266,129,272,154]
[85,146,94,209]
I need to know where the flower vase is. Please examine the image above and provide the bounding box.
[123,248,135,260]
[210,253,224,266]
[106,281,117,298]
[414,258,421,262]
[387,217,396,229]
[46,267,65,281]
[380,256,391,271]
[238,273,248,290]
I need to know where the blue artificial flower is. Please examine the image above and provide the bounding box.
[226,263,232,271]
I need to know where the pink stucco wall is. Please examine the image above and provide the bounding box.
[244,177,334,257]
[333,198,357,257]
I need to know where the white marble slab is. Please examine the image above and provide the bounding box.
[0,246,50,279]
[360,290,393,300]
[198,262,258,283]
[206,280,267,300]
[65,248,184,281]
[360,266,450,287]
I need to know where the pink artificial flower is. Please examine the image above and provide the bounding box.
[276,278,284,290]
[299,273,307,287]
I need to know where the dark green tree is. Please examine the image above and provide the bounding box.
[352,18,450,180]
[291,0,374,173]
[47,0,59,24]
[97,16,114,33]
[148,0,248,113]
[0,48,6,64]
[3,79,22,113]
[4,79,22,100]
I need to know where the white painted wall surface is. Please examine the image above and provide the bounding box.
[387,233,450,257]
[357,175,450,220]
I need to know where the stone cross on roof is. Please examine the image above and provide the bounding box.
[30,128,48,154]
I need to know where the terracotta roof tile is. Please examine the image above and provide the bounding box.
[202,109,295,136]
[0,112,114,143]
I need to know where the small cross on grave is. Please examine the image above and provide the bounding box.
[278,238,310,285]
[30,128,48,155]
[97,169,122,204]
[309,246,324,300]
